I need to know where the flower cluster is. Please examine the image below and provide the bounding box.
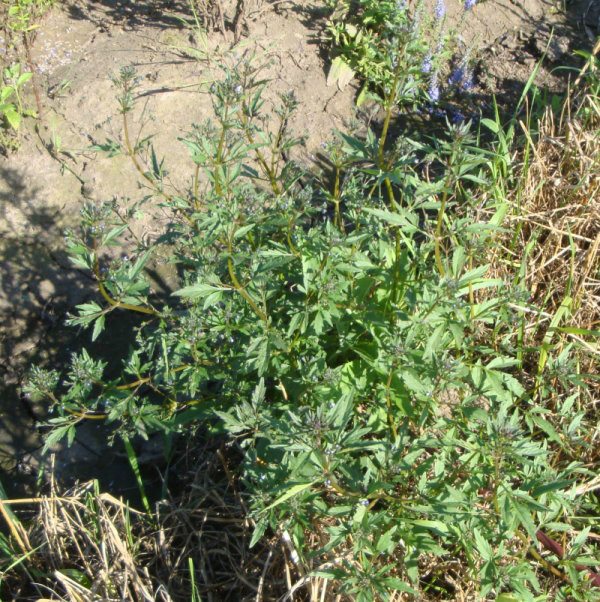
[434,0,446,19]
[418,0,478,106]
[448,64,475,91]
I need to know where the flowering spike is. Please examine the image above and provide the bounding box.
[421,53,432,74]
[428,76,440,102]
[461,70,475,91]
[448,64,476,92]
[435,0,446,19]
[448,66,465,87]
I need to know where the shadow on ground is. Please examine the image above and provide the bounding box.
[0,165,160,498]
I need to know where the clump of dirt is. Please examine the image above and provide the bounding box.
[0,0,597,495]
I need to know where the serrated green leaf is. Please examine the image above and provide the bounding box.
[76,302,102,316]
[128,249,153,281]
[16,72,32,86]
[473,528,494,561]
[376,526,397,553]
[313,310,324,335]
[249,518,268,548]
[173,283,229,298]
[4,107,20,130]
[101,224,128,246]
[260,481,316,514]
[487,356,520,369]
[401,368,427,393]
[91,314,105,341]
[365,208,417,230]
[42,423,73,454]
[530,415,562,446]
[234,224,255,239]
[379,578,418,594]
[287,312,305,336]
[203,290,223,309]
[412,520,450,536]
[510,499,537,538]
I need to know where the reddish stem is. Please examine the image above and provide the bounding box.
[536,530,600,587]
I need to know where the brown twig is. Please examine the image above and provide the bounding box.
[22,32,42,119]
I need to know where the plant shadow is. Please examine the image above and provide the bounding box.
[0,164,164,500]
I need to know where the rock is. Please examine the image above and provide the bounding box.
[532,33,570,63]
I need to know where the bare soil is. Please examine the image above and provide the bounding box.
[0,0,597,495]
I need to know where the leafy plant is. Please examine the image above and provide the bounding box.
[23,47,600,602]
[1,0,57,38]
[323,0,476,108]
[0,63,35,130]
[0,0,57,123]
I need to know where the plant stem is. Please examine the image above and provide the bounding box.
[22,32,42,119]
[385,367,398,439]
[122,110,195,227]
[378,69,401,206]
[333,165,344,231]
[93,256,159,316]
[434,190,448,277]
[226,227,268,324]
[434,146,459,277]
[240,102,281,196]
[214,104,228,198]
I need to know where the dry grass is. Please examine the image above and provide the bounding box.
[0,441,309,602]
[487,77,600,381]
[480,65,600,498]
[0,473,167,601]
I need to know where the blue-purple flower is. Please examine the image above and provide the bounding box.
[421,53,432,74]
[448,65,476,91]
[462,70,475,90]
[428,76,440,102]
[448,66,465,87]
[451,110,466,123]
[464,0,477,9]
[435,0,446,19]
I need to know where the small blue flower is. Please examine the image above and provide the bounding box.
[461,70,475,90]
[428,77,440,102]
[464,0,477,9]
[435,0,446,19]
[448,65,476,92]
[451,110,466,123]
[448,66,465,87]
[421,53,432,74]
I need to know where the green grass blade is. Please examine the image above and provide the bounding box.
[122,435,151,515]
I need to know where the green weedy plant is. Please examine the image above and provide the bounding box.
[1,0,55,124]
[0,63,35,131]
[24,52,600,600]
